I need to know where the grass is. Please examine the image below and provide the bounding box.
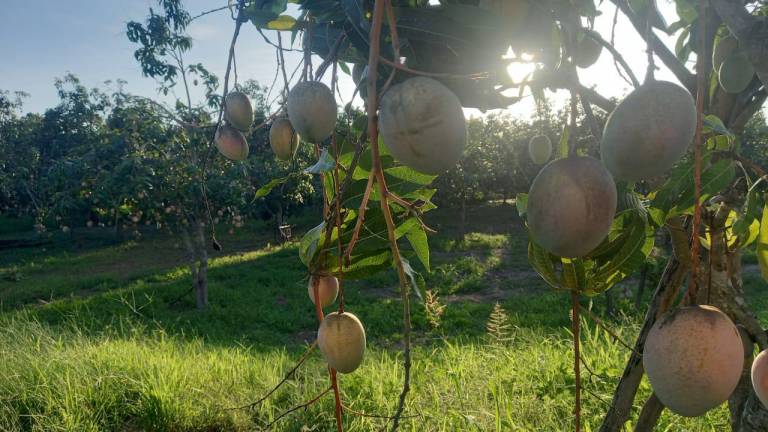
[0,203,765,431]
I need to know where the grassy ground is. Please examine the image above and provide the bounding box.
[0,203,765,431]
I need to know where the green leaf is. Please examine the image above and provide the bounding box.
[561,259,582,291]
[267,15,297,30]
[703,115,733,137]
[299,222,325,267]
[515,193,528,217]
[394,217,420,239]
[255,176,289,198]
[405,224,430,271]
[670,159,735,216]
[245,0,288,28]
[758,204,768,280]
[676,0,698,24]
[341,249,392,280]
[589,213,654,295]
[675,28,690,60]
[384,166,436,186]
[528,241,562,289]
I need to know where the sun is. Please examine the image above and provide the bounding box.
[505,52,537,86]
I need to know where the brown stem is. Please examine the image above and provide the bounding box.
[687,2,707,304]
[572,291,581,432]
[634,394,664,432]
[345,170,376,265]
[367,2,412,430]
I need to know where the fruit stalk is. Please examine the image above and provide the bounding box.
[330,60,346,313]
[367,1,412,429]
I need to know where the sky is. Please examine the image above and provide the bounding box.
[0,0,684,118]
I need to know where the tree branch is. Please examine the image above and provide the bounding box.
[578,85,616,112]
[610,0,696,91]
[586,31,640,89]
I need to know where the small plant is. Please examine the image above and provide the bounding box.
[424,290,446,330]
[486,302,512,344]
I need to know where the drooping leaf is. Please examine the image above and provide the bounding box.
[299,222,325,267]
[528,241,562,289]
[255,176,290,198]
[405,224,430,271]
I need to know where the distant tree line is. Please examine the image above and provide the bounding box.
[3,75,767,237]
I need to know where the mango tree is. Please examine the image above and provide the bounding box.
[136,0,768,430]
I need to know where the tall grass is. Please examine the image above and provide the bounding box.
[0,315,730,431]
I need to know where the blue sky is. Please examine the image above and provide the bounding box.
[1,1,681,116]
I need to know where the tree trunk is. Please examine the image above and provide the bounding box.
[598,257,687,432]
[460,195,467,238]
[600,218,691,432]
[113,204,122,240]
[180,222,208,310]
[634,394,664,432]
[195,221,209,310]
[181,226,200,303]
[635,263,648,309]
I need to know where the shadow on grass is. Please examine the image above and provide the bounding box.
[7,238,581,352]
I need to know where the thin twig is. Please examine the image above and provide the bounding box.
[342,404,421,420]
[257,28,302,52]
[225,341,318,411]
[586,28,639,88]
[200,0,247,249]
[609,5,637,89]
[262,385,333,430]
[582,308,641,356]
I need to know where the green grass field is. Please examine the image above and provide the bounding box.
[1,204,765,431]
